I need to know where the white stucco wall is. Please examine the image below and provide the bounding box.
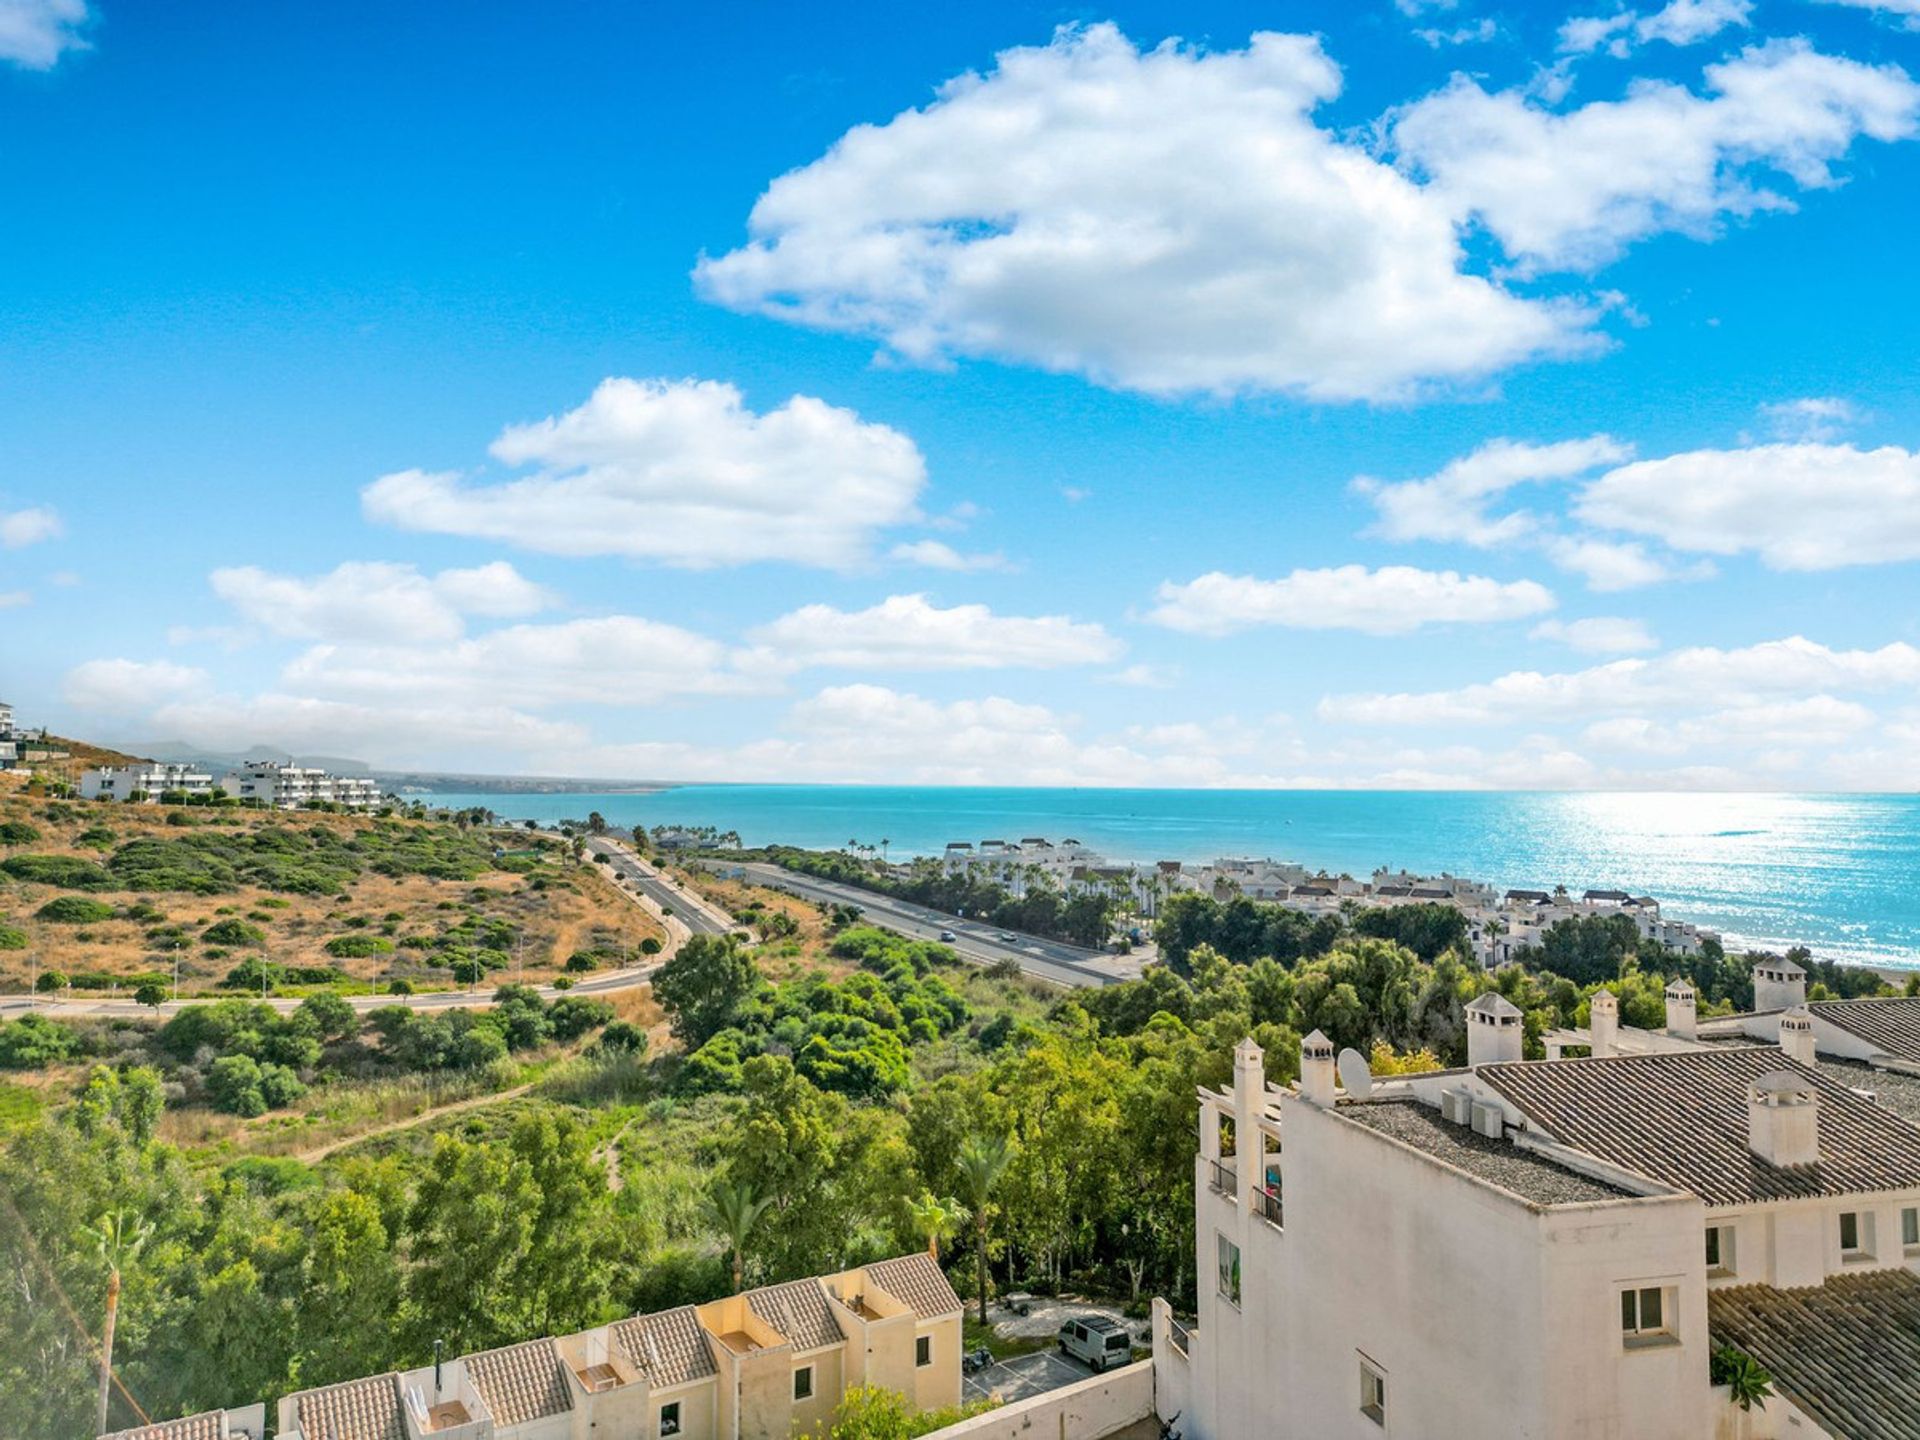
[923,1362,1152,1440]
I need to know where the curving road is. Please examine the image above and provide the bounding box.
[698,860,1134,990]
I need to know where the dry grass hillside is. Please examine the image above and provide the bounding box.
[0,794,664,995]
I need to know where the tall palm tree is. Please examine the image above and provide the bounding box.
[956,1133,1014,1324]
[84,1209,153,1436]
[704,1179,773,1293]
[905,1191,962,1261]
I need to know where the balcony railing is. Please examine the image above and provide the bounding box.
[1254,1187,1284,1230]
[1168,1318,1192,1359]
[1207,1158,1237,1196]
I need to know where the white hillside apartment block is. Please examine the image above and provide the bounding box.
[219,761,383,810]
[79,762,215,802]
[1157,981,1920,1440]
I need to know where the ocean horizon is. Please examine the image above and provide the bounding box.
[418,785,1920,971]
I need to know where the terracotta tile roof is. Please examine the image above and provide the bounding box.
[1709,1270,1920,1440]
[1812,998,1920,1064]
[613,1305,716,1388]
[290,1375,403,1440]
[1479,1047,1920,1207]
[866,1253,963,1320]
[747,1277,844,1351]
[464,1337,572,1427]
[100,1413,231,1440]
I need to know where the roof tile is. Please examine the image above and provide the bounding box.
[464,1337,572,1427]
[866,1254,963,1320]
[746,1278,844,1351]
[613,1305,716,1388]
[290,1375,404,1440]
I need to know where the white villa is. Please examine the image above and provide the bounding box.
[79,761,216,802]
[1160,981,1920,1439]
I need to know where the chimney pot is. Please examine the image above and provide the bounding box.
[1779,1007,1817,1067]
[1748,1071,1820,1168]
[1664,979,1697,1041]
[1589,989,1619,1059]
[1299,1030,1336,1107]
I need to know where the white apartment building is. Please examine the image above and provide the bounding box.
[219,761,383,810]
[941,838,1105,892]
[1160,985,1920,1440]
[79,762,216,802]
[266,1254,960,1440]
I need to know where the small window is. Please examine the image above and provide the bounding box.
[1620,1286,1673,1347]
[915,1335,932,1368]
[794,1366,814,1401]
[1217,1232,1242,1307]
[660,1402,682,1438]
[1705,1224,1735,1275]
[1840,1211,1874,1259]
[1903,1207,1919,1251]
[1358,1356,1387,1427]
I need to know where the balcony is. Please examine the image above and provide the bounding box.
[1253,1188,1283,1230]
[1207,1158,1237,1196]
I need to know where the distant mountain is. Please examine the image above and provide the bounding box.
[117,740,373,774]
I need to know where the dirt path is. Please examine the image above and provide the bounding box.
[293,1080,538,1164]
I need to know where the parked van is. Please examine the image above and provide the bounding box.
[1058,1314,1133,1372]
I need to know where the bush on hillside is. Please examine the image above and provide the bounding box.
[0,925,27,951]
[0,821,41,845]
[2,854,113,890]
[324,934,394,958]
[202,919,267,947]
[0,1014,80,1069]
[37,896,117,924]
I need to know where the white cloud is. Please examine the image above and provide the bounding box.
[1576,442,1920,570]
[1320,635,1920,726]
[888,539,1012,572]
[1757,395,1861,442]
[1530,615,1658,652]
[1356,435,1631,546]
[280,615,754,711]
[1415,19,1499,47]
[1819,1,1920,32]
[64,659,209,715]
[1392,40,1920,271]
[0,590,31,609]
[1149,564,1554,636]
[1541,535,1696,590]
[209,560,553,643]
[1099,663,1178,689]
[744,594,1120,673]
[696,23,1589,402]
[1583,695,1875,753]
[1561,0,1752,56]
[1,505,62,549]
[0,0,88,70]
[363,377,926,569]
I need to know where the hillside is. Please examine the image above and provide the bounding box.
[0,794,665,996]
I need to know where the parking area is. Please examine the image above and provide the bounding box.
[963,1350,1105,1405]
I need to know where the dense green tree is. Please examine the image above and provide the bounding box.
[654,934,763,1048]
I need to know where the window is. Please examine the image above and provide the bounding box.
[1620,1286,1674,1347]
[1904,1207,1919,1251]
[915,1335,932,1368]
[660,1403,682,1437]
[794,1366,814,1401]
[1358,1356,1387,1427]
[1705,1224,1735,1275]
[1840,1211,1875,1259]
[1216,1233,1241,1307]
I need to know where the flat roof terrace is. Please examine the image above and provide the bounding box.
[1338,1098,1635,1207]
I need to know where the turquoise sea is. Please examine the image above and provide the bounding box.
[419,787,1920,971]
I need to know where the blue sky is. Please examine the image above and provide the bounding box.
[5,0,1920,787]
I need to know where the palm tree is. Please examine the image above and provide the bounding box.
[956,1133,1014,1324]
[84,1209,153,1435]
[905,1191,962,1261]
[704,1179,773,1293]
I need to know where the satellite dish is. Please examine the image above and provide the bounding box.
[1337,1047,1374,1101]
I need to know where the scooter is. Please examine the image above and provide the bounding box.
[963,1346,995,1374]
[1159,1411,1182,1440]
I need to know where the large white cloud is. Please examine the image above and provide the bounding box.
[64,659,208,715]
[1356,435,1632,546]
[1392,39,1920,271]
[696,24,1588,402]
[1576,442,1920,569]
[744,594,1121,672]
[1149,564,1554,636]
[1320,636,1920,725]
[1,505,62,548]
[210,560,552,643]
[362,378,927,569]
[0,0,89,70]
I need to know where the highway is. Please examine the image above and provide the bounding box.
[588,837,736,937]
[699,860,1127,990]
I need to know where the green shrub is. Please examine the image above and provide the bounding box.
[37,896,117,924]
[325,934,394,958]
[0,1014,80,1069]
[33,969,66,992]
[2,854,113,889]
[388,978,414,995]
[0,821,42,845]
[0,925,27,950]
[202,919,267,947]
[549,995,614,1040]
[74,825,116,850]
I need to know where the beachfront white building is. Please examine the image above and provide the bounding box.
[1158,990,1920,1440]
[80,762,216,802]
[219,761,383,810]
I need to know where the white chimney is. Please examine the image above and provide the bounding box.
[1779,1007,1817,1067]
[1299,1030,1336,1107]
[1754,958,1807,1014]
[1664,979,1697,1041]
[1748,1071,1820,1168]
[1233,1036,1265,1121]
[1589,989,1619,1059]
[1466,993,1524,1068]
